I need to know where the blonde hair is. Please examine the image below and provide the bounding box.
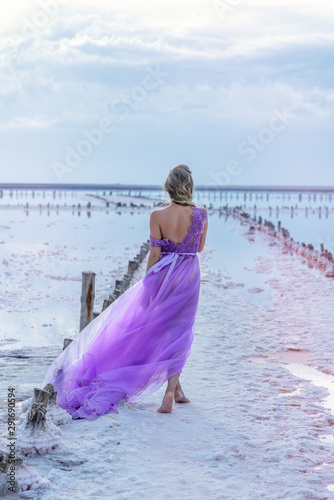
[163,164,195,207]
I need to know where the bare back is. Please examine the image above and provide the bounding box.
[153,204,195,244]
[147,202,208,273]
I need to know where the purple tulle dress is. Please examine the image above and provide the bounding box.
[41,205,207,420]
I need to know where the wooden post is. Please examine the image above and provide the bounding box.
[41,382,71,425]
[17,388,61,456]
[102,299,113,311]
[43,384,57,406]
[63,338,73,350]
[26,389,50,431]
[115,279,123,290]
[127,260,137,275]
[121,274,131,293]
[80,272,96,331]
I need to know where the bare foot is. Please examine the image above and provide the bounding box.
[174,387,190,403]
[157,392,174,413]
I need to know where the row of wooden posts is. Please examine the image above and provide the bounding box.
[257,215,333,263]
[26,202,94,210]
[255,205,331,213]
[226,207,334,276]
[63,239,151,351]
[24,201,155,210]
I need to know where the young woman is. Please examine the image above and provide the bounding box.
[41,164,208,419]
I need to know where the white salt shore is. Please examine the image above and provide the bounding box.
[1,205,334,499]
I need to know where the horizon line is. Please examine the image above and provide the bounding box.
[0,182,334,193]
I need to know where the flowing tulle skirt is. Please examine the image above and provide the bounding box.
[41,253,200,420]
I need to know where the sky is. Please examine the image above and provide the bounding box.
[0,0,333,187]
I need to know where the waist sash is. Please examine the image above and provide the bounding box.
[148,252,197,305]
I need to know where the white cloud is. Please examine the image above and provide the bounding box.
[0,1,333,184]
[0,116,58,130]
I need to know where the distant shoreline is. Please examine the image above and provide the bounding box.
[0,183,334,193]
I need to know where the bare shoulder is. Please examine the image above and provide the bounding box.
[150,206,170,221]
[150,209,160,219]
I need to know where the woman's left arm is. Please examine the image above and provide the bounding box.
[198,209,208,253]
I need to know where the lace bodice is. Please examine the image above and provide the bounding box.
[150,206,207,253]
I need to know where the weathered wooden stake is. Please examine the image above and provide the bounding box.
[127,260,137,275]
[26,389,50,432]
[63,338,73,350]
[102,299,113,311]
[115,279,123,290]
[121,274,131,293]
[80,272,96,331]
[17,388,61,456]
[43,384,57,406]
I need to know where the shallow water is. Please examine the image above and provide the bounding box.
[0,209,148,349]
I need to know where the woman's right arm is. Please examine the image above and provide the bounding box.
[146,247,161,274]
[146,211,162,274]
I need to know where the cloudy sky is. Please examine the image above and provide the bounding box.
[0,0,333,186]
